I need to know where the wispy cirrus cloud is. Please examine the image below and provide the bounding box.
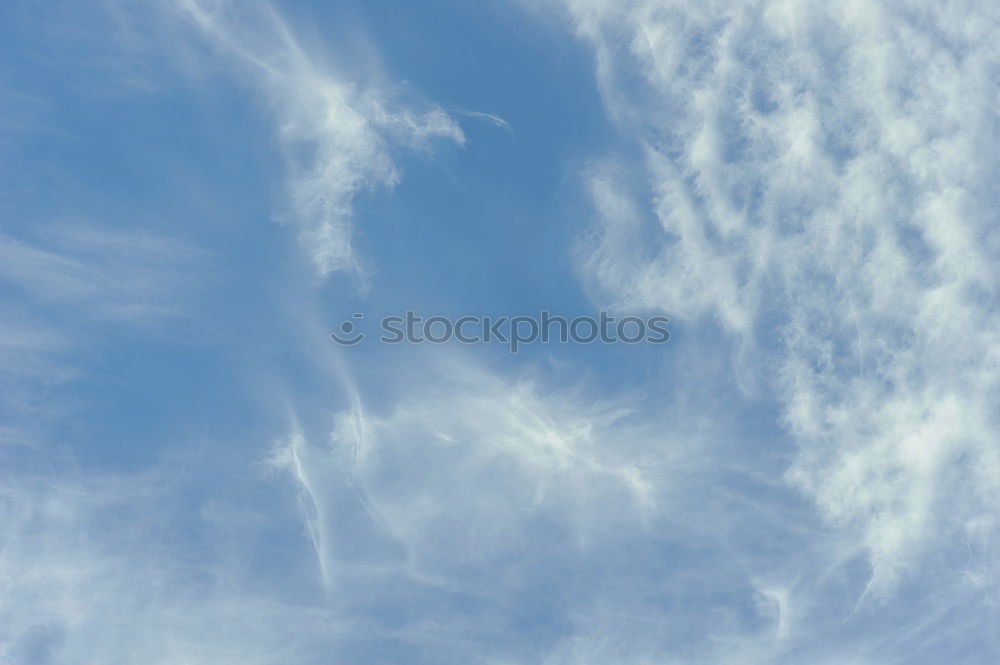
[270,357,667,590]
[170,0,465,279]
[5,0,998,662]
[558,0,1000,600]
[0,225,204,321]
[0,462,361,665]
[0,223,206,442]
[267,344,995,664]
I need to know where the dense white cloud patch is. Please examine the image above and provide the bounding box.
[172,0,465,278]
[560,0,1000,593]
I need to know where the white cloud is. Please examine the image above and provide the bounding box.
[270,357,671,590]
[266,352,837,663]
[171,0,465,278]
[266,345,997,663]
[558,0,1000,595]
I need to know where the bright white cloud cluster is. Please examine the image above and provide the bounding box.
[562,0,1000,592]
[174,0,465,278]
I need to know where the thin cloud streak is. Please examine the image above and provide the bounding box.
[172,0,465,279]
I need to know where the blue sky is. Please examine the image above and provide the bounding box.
[3,1,1000,663]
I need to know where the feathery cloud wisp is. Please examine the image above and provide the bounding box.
[173,0,465,278]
